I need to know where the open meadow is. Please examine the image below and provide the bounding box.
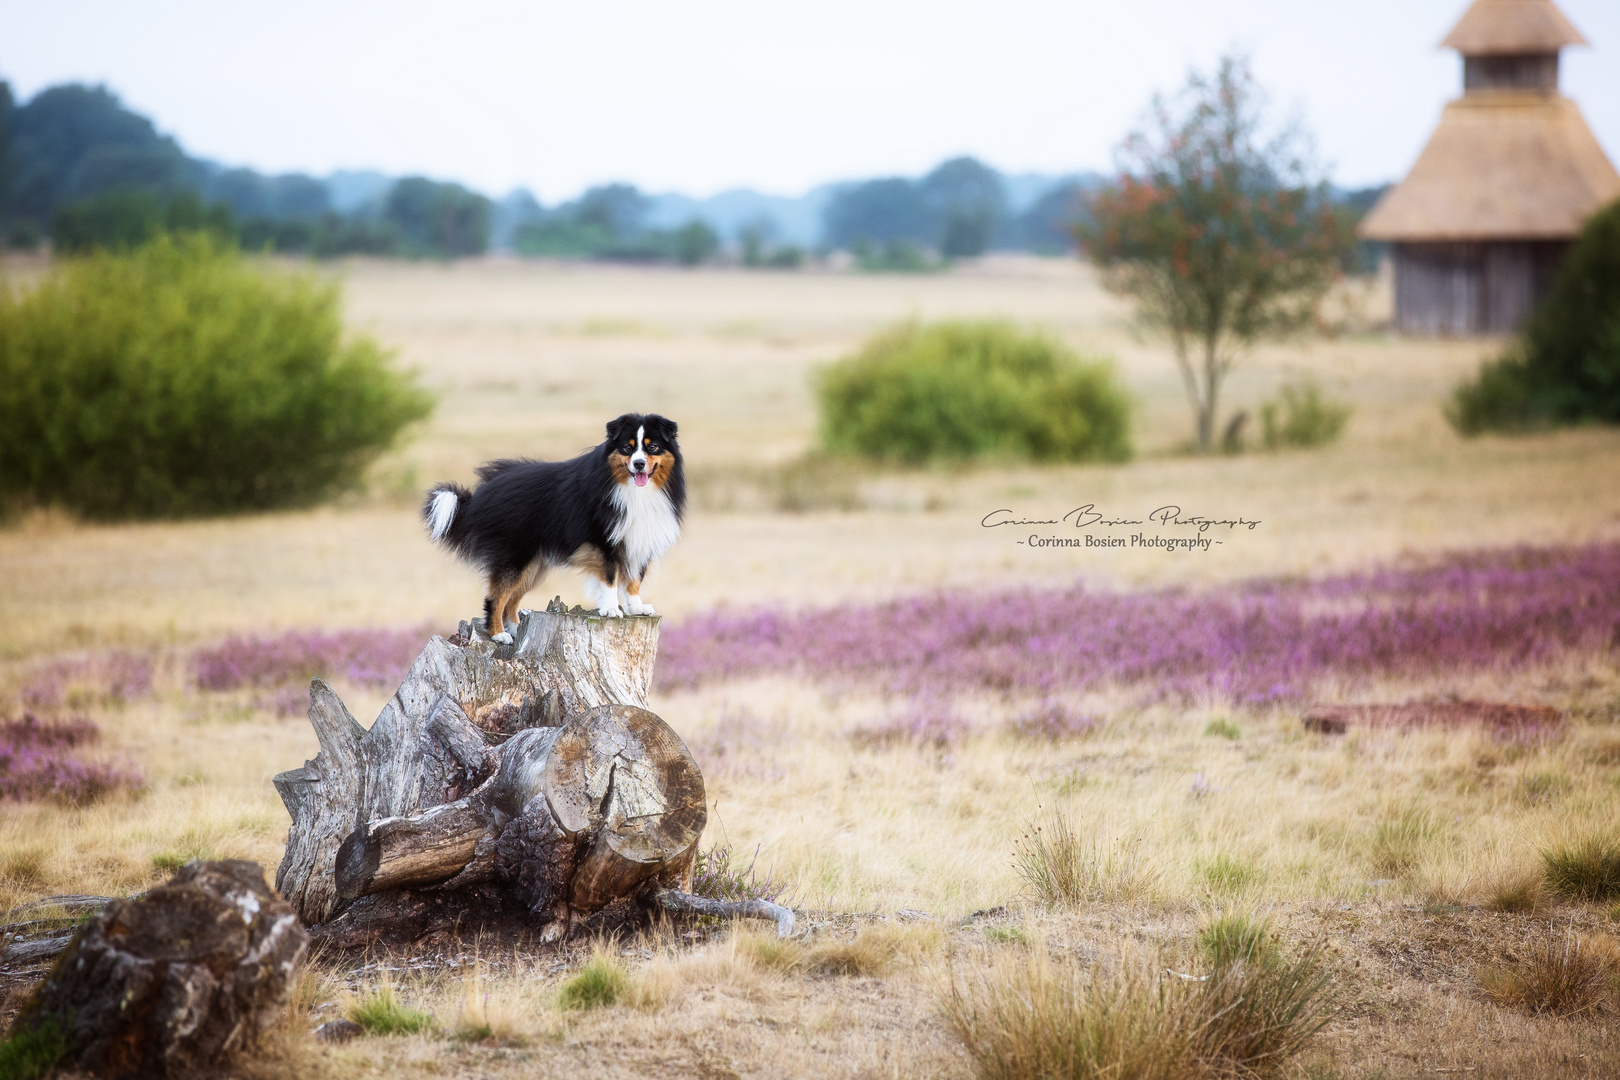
[3,255,1620,1078]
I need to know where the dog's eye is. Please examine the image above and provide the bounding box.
[620,443,634,453]
[643,442,660,454]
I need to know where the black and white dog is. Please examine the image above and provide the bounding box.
[422,413,684,643]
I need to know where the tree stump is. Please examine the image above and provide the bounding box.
[273,603,790,942]
[7,860,307,1079]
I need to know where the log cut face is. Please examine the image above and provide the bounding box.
[273,607,700,942]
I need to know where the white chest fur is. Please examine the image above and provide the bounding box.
[609,482,681,575]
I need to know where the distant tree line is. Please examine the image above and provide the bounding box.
[504,183,719,265]
[0,76,1386,268]
[0,81,490,258]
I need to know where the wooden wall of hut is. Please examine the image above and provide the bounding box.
[1392,241,1567,336]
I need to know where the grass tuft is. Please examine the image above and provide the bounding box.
[1013,812,1156,906]
[943,937,1331,1080]
[1369,806,1443,877]
[557,947,630,1011]
[1541,834,1620,902]
[1203,717,1242,740]
[1196,853,1267,896]
[1197,911,1281,969]
[0,1018,67,1080]
[1488,870,1545,913]
[802,922,942,977]
[1480,930,1618,1017]
[452,965,529,1045]
[346,980,432,1035]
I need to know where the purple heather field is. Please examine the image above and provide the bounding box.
[167,541,1620,710]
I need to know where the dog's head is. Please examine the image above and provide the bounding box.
[606,413,680,490]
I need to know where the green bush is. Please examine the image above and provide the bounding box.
[1259,378,1351,449]
[0,234,434,519]
[817,321,1132,463]
[1449,197,1620,433]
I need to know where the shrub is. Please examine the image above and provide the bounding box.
[690,843,785,904]
[1259,378,1351,449]
[1448,197,1620,433]
[0,234,434,519]
[0,714,140,804]
[557,947,629,1010]
[816,321,1132,464]
[1542,834,1620,902]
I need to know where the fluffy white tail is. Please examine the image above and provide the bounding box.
[428,489,458,541]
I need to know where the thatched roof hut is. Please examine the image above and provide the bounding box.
[1359,0,1619,335]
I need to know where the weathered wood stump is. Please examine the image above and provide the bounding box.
[274,601,791,944]
[7,860,307,1079]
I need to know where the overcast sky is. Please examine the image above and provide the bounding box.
[3,0,1616,201]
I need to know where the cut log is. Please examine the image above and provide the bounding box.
[275,605,735,944]
[330,703,705,940]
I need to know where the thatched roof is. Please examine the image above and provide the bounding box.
[1441,0,1586,55]
[1359,93,1620,241]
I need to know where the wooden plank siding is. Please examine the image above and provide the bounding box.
[1392,241,1567,335]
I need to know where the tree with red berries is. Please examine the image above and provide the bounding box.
[1079,55,1351,452]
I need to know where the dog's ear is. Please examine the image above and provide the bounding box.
[647,414,678,441]
[605,414,637,442]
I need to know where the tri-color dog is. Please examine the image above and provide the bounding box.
[422,413,685,643]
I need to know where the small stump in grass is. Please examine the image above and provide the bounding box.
[5,860,307,1079]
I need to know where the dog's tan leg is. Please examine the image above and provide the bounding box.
[623,575,655,616]
[504,559,545,633]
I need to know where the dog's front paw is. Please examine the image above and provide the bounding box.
[626,598,656,616]
[491,630,514,645]
[597,602,625,618]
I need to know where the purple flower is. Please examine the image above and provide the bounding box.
[193,624,438,692]
[658,541,1620,705]
[0,714,140,804]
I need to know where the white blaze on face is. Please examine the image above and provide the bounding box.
[629,424,649,487]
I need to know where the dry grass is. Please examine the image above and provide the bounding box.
[942,932,1332,1080]
[1480,929,1620,1018]
[2,258,1620,1077]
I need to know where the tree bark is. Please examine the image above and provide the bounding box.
[274,606,715,943]
[8,861,307,1079]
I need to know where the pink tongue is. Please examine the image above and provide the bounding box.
[634,473,648,487]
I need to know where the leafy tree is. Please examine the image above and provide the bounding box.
[7,84,196,226]
[1448,197,1620,433]
[671,219,718,265]
[570,183,648,241]
[823,178,929,249]
[51,190,234,253]
[920,156,1005,257]
[0,81,13,232]
[207,168,330,220]
[1017,181,1091,255]
[383,176,491,257]
[1078,55,1350,452]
